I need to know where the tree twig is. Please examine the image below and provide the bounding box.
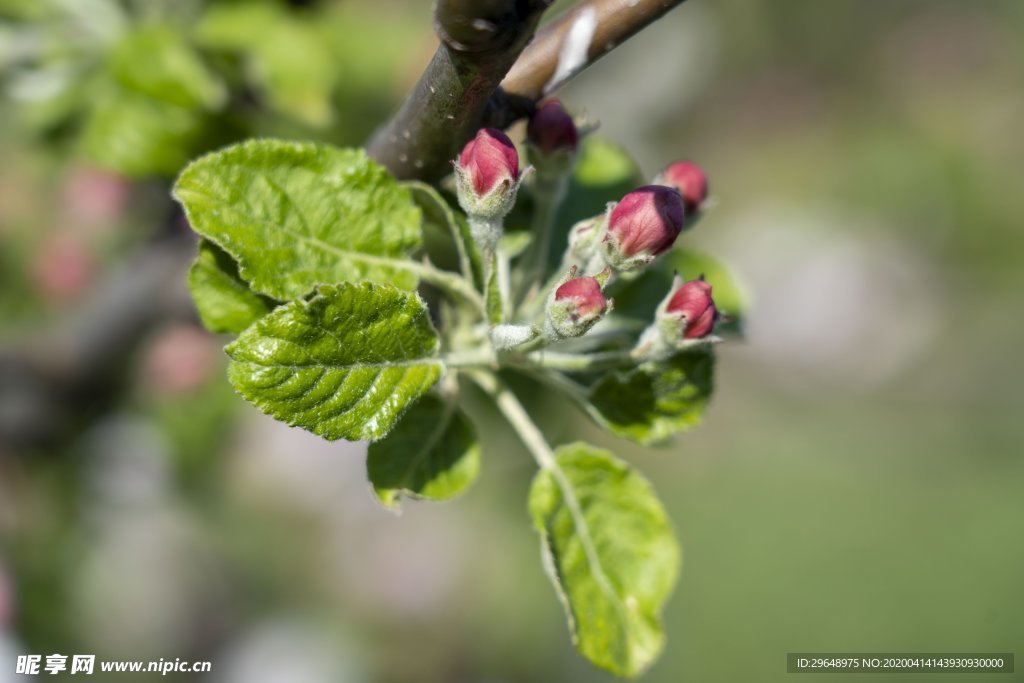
[367,0,689,178]
[366,0,553,181]
[499,0,689,105]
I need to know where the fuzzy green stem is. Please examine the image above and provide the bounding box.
[512,363,590,402]
[484,250,503,325]
[468,369,611,606]
[411,260,487,316]
[468,370,556,470]
[497,247,513,317]
[467,216,503,254]
[516,175,569,307]
[402,180,475,282]
[525,348,636,372]
[444,348,497,368]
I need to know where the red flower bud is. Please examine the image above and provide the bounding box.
[656,161,709,214]
[527,100,578,156]
[666,279,718,339]
[602,185,685,270]
[458,127,519,196]
[547,275,609,338]
[554,276,607,318]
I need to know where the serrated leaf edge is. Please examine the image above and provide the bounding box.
[225,282,444,441]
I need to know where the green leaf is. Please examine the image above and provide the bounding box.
[194,2,336,126]
[367,395,480,510]
[587,349,715,445]
[80,90,206,177]
[172,140,423,301]
[225,282,443,441]
[529,443,680,678]
[188,240,276,334]
[108,25,225,110]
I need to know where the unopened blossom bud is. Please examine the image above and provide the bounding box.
[546,275,610,338]
[454,128,522,250]
[601,185,685,271]
[565,214,603,262]
[633,275,720,360]
[455,128,520,213]
[655,161,709,214]
[527,100,578,157]
[664,278,718,339]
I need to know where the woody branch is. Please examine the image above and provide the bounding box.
[367,0,688,180]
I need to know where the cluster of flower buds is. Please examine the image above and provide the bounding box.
[635,274,720,359]
[454,127,524,251]
[565,183,688,275]
[562,160,709,277]
[452,118,717,352]
[545,267,612,339]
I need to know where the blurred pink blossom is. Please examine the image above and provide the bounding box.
[61,167,131,233]
[141,324,221,396]
[30,232,96,304]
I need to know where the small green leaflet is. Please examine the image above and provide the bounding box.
[367,395,480,510]
[188,240,276,334]
[225,282,443,441]
[529,443,680,678]
[172,140,422,301]
[587,349,715,445]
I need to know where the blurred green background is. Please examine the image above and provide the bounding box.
[1,0,1022,681]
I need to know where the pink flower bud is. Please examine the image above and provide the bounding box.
[602,185,685,270]
[455,128,522,235]
[555,276,606,317]
[458,127,519,196]
[547,275,609,338]
[656,161,709,214]
[666,279,718,339]
[527,100,578,156]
